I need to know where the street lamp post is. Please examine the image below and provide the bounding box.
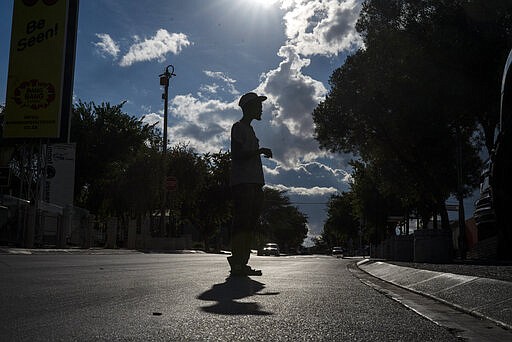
[159,65,176,235]
[159,65,176,154]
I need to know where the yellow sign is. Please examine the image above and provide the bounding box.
[4,0,71,138]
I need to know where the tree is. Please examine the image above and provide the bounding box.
[194,151,233,250]
[349,161,405,243]
[114,144,162,217]
[259,188,308,251]
[71,100,160,216]
[356,0,512,154]
[165,144,208,237]
[312,0,499,229]
[322,192,360,248]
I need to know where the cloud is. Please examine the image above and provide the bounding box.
[94,33,120,58]
[201,70,240,96]
[256,45,327,167]
[170,93,237,123]
[119,29,191,67]
[252,1,363,168]
[199,84,220,95]
[140,94,239,153]
[267,183,338,196]
[264,161,352,193]
[263,46,327,137]
[280,0,363,56]
[141,112,163,132]
[204,71,237,85]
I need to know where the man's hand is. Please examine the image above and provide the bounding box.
[259,148,273,158]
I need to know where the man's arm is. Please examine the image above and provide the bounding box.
[231,143,272,160]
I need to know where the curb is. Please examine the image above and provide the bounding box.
[357,259,512,331]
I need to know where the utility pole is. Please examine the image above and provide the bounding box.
[159,65,176,235]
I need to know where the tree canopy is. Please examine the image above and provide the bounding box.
[313,0,511,235]
[71,100,160,216]
[322,191,359,248]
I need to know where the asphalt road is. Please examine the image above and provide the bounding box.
[0,253,461,341]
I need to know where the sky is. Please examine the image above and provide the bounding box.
[1,0,363,244]
[0,0,478,245]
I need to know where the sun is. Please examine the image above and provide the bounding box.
[250,0,280,8]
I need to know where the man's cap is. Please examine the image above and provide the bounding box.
[239,92,267,108]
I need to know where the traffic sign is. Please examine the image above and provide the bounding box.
[166,176,178,191]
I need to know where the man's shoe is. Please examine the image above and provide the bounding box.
[227,256,262,276]
[244,265,262,276]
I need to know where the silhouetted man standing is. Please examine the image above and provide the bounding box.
[228,92,272,276]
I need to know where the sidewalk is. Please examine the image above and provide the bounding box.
[0,247,142,255]
[0,247,206,255]
[357,259,512,330]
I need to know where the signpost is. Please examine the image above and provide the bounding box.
[3,0,79,141]
[2,0,79,248]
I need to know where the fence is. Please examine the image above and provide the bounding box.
[1,195,195,251]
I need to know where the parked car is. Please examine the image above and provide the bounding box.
[258,243,280,256]
[331,247,344,256]
[473,161,496,240]
[474,47,512,254]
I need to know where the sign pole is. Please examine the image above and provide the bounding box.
[159,65,175,235]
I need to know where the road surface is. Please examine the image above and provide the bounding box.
[0,253,478,341]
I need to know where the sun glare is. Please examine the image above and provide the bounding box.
[251,0,280,8]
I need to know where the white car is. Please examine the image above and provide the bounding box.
[259,243,280,256]
[332,247,344,257]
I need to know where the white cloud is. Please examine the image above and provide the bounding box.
[256,45,327,166]
[204,70,237,84]
[199,83,220,94]
[170,93,237,123]
[94,33,120,58]
[267,183,338,196]
[280,0,363,56]
[140,94,239,153]
[262,45,327,136]
[202,70,240,96]
[264,161,352,193]
[251,1,363,168]
[119,29,191,67]
[141,112,164,132]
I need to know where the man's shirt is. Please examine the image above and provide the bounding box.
[230,121,264,186]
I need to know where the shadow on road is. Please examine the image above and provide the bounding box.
[197,276,278,315]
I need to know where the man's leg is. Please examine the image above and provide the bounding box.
[230,184,251,273]
[241,184,264,266]
[230,184,262,276]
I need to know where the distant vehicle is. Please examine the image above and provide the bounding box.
[332,247,344,256]
[258,243,280,256]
